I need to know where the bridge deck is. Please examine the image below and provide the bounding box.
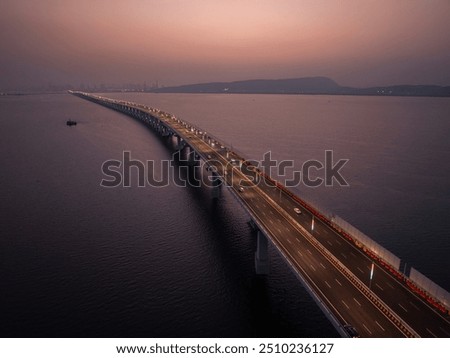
[71,91,450,338]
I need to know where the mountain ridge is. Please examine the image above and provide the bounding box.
[150,76,450,97]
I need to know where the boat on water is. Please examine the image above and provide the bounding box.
[66,119,77,126]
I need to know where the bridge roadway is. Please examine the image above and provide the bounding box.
[71,92,450,338]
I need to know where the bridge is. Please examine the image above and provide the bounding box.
[70,91,450,338]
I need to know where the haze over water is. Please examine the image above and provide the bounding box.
[0,93,449,337]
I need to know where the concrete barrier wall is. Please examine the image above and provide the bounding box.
[331,216,401,270]
[409,267,450,310]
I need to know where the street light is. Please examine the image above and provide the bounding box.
[369,262,375,290]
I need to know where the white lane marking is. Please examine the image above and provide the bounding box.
[286,227,291,233]
[262,203,267,208]
[336,240,342,246]
[310,264,316,272]
[255,204,260,209]
[350,251,356,257]
[327,240,333,246]
[262,212,267,217]
[341,253,347,259]
[297,250,303,257]
[439,326,450,336]
[386,282,394,289]
[320,262,326,269]
[269,219,274,224]
[362,323,372,335]
[335,278,342,286]
[426,328,438,338]
[277,228,282,234]
[341,300,350,309]
[357,267,364,274]
[287,238,292,243]
[375,283,384,291]
[375,321,385,331]
[307,249,312,255]
[398,303,408,312]
[409,301,420,311]
[325,281,331,288]
[353,297,362,306]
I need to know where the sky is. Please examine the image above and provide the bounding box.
[1,0,450,91]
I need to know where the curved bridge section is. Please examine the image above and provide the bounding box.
[70,91,450,338]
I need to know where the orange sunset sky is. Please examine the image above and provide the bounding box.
[1,0,449,90]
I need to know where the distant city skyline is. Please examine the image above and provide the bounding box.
[1,0,450,91]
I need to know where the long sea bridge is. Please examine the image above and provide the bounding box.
[70,91,450,338]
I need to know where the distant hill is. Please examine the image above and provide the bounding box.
[150,77,450,97]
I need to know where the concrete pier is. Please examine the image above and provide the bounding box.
[255,230,269,275]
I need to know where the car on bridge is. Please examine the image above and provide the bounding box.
[294,207,302,215]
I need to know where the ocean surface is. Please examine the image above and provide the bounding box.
[1,93,449,337]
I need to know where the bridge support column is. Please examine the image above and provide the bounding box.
[175,138,186,151]
[187,147,197,167]
[255,230,269,275]
[211,171,222,199]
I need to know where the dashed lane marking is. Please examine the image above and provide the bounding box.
[335,278,342,286]
[341,300,350,309]
[398,303,408,312]
[362,324,372,335]
[426,328,437,338]
[375,321,385,331]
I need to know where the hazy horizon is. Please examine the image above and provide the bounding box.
[1,0,450,91]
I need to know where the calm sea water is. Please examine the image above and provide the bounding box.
[1,93,449,337]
